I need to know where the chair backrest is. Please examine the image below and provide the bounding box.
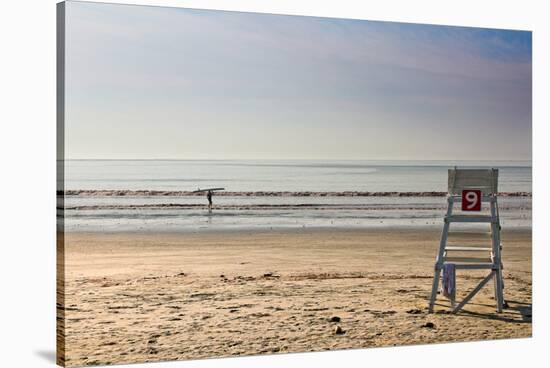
[448,168,498,196]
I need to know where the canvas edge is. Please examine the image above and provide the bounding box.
[56,1,67,367]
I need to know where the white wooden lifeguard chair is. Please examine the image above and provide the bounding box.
[428,168,504,313]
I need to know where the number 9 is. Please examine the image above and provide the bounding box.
[465,191,478,209]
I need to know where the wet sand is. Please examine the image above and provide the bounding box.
[58,229,532,367]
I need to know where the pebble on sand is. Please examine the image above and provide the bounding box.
[329,316,341,323]
[334,325,345,335]
[421,322,435,329]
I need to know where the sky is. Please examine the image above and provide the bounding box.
[64,1,532,161]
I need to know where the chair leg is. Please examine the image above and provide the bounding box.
[495,268,504,312]
[493,270,499,302]
[429,197,453,313]
[490,200,504,313]
[428,267,441,313]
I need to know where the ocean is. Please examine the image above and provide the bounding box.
[60,160,532,232]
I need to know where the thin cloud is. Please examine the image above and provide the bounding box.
[65,2,532,161]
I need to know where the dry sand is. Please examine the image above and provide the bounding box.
[58,229,532,367]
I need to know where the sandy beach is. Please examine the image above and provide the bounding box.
[57,228,532,367]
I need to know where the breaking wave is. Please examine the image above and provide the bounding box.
[59,190,531,197]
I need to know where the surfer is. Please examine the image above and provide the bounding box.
[206,190,213,212]
[193,187,224,213]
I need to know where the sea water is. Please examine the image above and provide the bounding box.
[60,160,532,232]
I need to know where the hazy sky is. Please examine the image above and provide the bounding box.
[64,1,532,160]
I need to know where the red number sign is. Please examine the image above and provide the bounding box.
[462,189,481,211]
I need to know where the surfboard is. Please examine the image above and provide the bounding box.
[192,187,225,193]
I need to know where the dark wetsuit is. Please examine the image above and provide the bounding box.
[207,191,213,208]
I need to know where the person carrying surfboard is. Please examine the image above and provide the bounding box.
[192,187,224,213]
[207,190,213,212]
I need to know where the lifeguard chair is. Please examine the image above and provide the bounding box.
[428,168,504,313]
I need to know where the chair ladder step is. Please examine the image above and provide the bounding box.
[445,246,493,252]
[443,263,496,270]
[444,256,493,263]
[445,214,495,223]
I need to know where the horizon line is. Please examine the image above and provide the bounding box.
[59,158,533,164]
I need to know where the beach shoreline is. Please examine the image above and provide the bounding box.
[59,228,532,366]
[61,194,532,233]
[61,226,533,237]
